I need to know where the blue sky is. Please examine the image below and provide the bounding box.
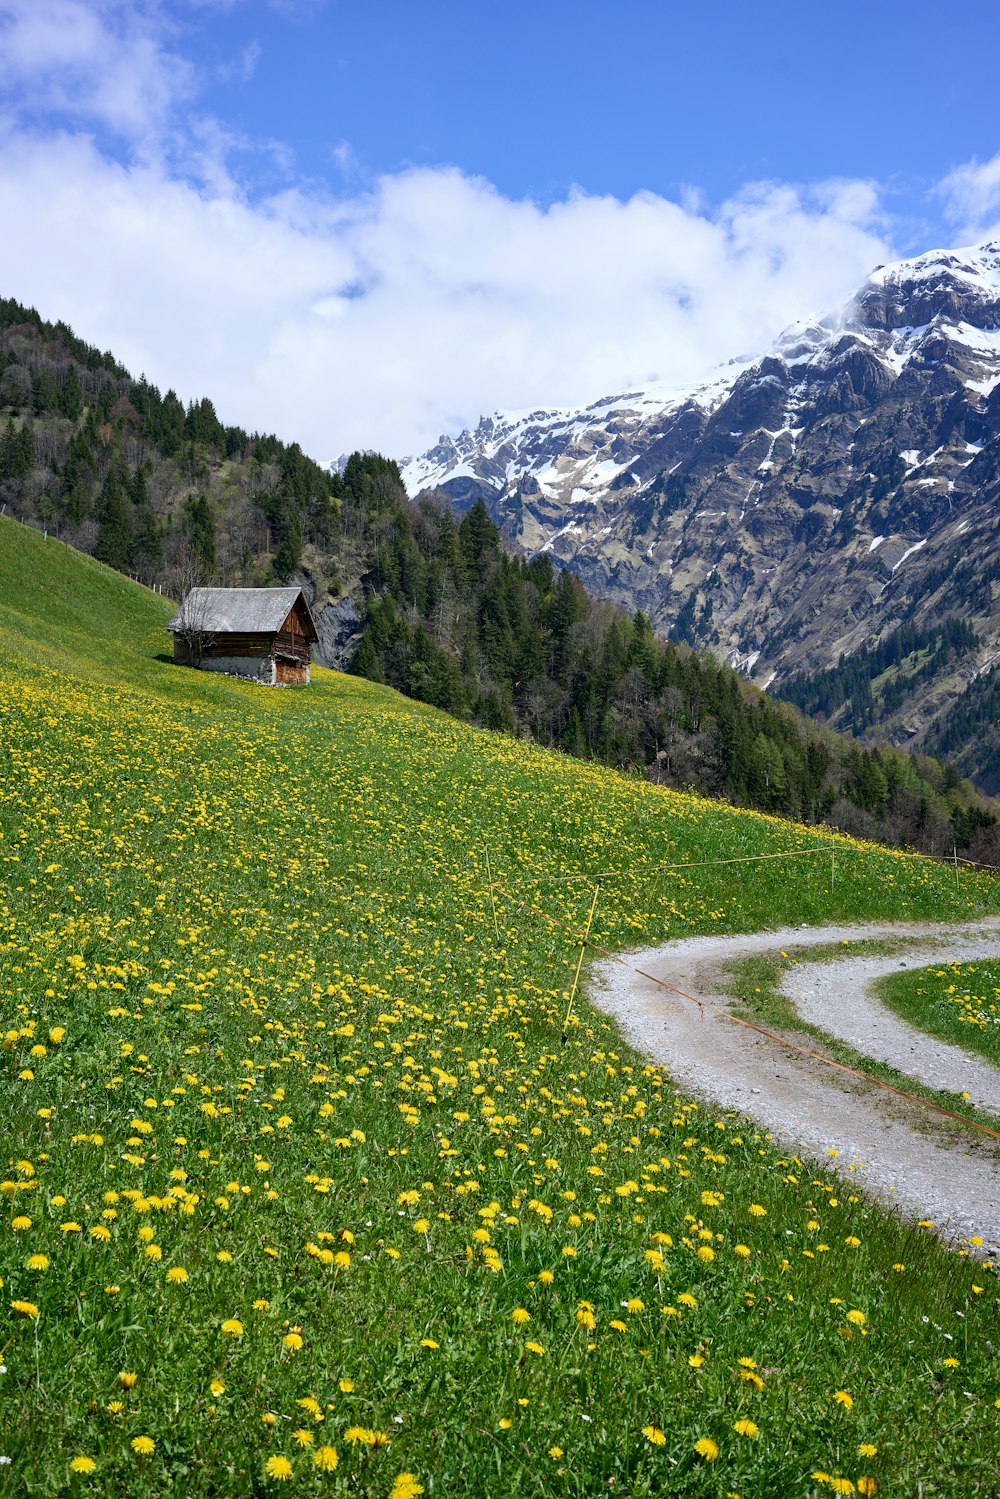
[191,0,999,235]
[0,0,998,460]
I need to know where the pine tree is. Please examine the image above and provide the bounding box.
[61,430,96,525]
[60,364,83,425]
[272,511,302,582]
[94,458,131,571]
[185,493,217,577]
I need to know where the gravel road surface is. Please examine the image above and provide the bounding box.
[592,919,1000,1253]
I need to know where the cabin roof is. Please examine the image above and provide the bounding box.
[167,587,318,641]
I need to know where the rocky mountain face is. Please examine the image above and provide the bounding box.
[402,243,1000,789]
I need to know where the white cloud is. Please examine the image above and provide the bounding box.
[0,127,903,460]
[0,0,194,149]
[939,152,1000,240]
[0,0,972,466]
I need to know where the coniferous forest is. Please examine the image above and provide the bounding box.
[2,292,998,864]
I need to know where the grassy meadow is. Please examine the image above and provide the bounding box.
[876,961,1000,1070]
[1,518,999,1497]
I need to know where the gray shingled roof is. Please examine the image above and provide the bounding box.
[167,587,316,638]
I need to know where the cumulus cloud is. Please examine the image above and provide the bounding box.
[0,133,900,458]
[0,0,937,462]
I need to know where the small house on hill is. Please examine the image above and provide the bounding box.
[167,587,319,685]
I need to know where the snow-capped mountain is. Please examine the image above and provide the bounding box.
[402,242,1000,779]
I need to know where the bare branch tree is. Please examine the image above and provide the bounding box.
[170,579,217,666]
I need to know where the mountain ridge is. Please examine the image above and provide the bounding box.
[402,240,1000,787]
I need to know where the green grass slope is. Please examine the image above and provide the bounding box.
[876,961,1000,1070]
[1,514,998,1497]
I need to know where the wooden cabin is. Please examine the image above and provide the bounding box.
[167,587,319,685]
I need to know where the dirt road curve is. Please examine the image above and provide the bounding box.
[592,919,1000,1253]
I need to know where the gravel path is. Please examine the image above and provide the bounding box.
[591,918,1000,1253]
[784,939,1000,1114]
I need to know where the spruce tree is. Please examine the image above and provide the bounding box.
[94,458,131,571]
[185,493,217,577]
[272,512,302,582]
[60,365,83,425]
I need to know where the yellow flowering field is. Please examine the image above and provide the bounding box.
[876,960,1000,1067]
[1,520,998,1496]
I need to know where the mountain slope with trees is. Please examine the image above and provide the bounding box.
[403,242,1000,789]
[1,292,997,863]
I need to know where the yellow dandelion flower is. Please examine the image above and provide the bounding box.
[166,1266,189,1284]
[389,1475,424,1499]
[420,1338,439,1349]
[118,1371,138,1389]
[26,1254,49,1271]
[413,1219,430,1234]
[829,1480,857,1495]
[834,1390,854,1409]
[858,1444,877,1457]
[282,1332,304,1352]
[69,1456,96,1475]
[12,1216,31,1231]
[733,1419,759,1438]
[313,1445,339,1471]
[511,1307,530,1325]
[338,1378,354,1392]
[748,1204,767,1217]
[498,1418,513,1430]
[846,1310,866,1327]
[210,1379,226,1397]
[538,1269,554,1284]
[525,1340,545,1355]
[131,1436,155,1456]
[221,1319,244,1337]
[693,1437,719,1461]
[733,1243,751,1258]
[642,1425,666,1445]
[857,1480,878,1496]
[292,1428,314,1447]
[548,1446,564,1458]
[264,1454,294,1482]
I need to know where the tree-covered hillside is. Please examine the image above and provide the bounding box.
[1,292,997,864]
